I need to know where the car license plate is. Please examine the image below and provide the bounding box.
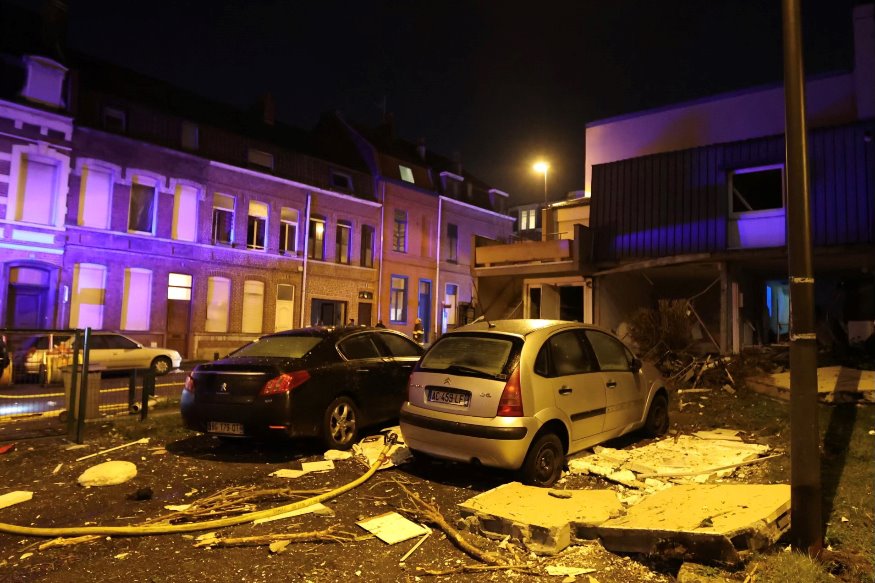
[208,421,244,435]
[427,389,470,407]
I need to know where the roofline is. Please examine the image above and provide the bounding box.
[439,195,515,221]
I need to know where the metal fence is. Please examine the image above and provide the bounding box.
[1,328,185,442]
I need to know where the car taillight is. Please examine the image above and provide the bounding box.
[260,371,311,396]
[496,366,524,417]
[183,375,195,393]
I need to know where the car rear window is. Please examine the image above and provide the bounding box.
[419,334,515,377]
[231,335,322,358]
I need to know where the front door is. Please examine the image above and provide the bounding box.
[7,285,47,328]
[584,330,644,431]
[166,299,191,358]
[417,279,432,341]
[357,302,372,327]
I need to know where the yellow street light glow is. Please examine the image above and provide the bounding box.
[533,161,549,174]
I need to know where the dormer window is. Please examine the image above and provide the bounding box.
[248,148,274,171]
[21,56,67,108]
[102,107,127,133]
[399,165,414,184]
[330,170,353,190]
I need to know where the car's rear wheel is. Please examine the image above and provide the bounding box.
[323,396,359,450]
[643,393,669,437]
[520,432,564,487]
[150,356,172,376]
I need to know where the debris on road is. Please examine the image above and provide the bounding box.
[77,460,138,487]
[75,438,150,462]
[300,460,334,473]
[252,502,333,524]
[398,527,431,562]
[0,442,15,454]
[192,525,355,549]
[52,463,63,474]
[545,565,597,576]
[356,511,429,544]
[593,484,791,565]
[323,449,353,461]
[0,490,32,510]
[567,432,773,489]
[270,468,308,479]
[353,427,410,469]
[457,482,623,555]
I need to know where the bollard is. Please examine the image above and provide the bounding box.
[128,369,138,413]
[140,368,156,421]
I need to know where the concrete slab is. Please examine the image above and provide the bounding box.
[592,484,791,565]
[458,482,623,555]
[748,366,874,403]
[568,434,770,486]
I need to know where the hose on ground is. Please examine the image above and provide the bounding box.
[0,435,396,538]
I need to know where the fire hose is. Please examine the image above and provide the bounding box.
[0,434,396,538]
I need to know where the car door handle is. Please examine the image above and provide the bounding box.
[606,380,617,388]
[558,386,573,395]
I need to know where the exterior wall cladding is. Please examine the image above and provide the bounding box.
[589,120,875,262]
[0,59,513,360]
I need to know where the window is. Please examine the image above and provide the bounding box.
[330,171,353,190]
[308,216,325,260]
[446,223,458,262]
[121,268,152,330]
[378,332,422,357]
[280,207,299,254]
[389,276,408,322]
[102,106,126,132]
[128,182,156,234]
[247,148,274,171]
[519,208,538,231]
[167,273,192,300]
[399,165,414,183]
[181,121,199,150]
[584,330,632,372]
[730,165,784,214]
[275,283,295,332]
[78,165,113,229]
[535,331,595,377]
[205,276,231,332]
[247,201,268,250]
[172,184,199,242]
[392,209,407,252]
[70,263,106,329]
[336,220,351,264]
[9,152,63,226]
[212,193,235,245]
[241,280,265,334]
[338,335,381,360]
[360,224,375,267]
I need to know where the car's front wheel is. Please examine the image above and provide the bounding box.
[323,396,359,450]
[520,432,564,487]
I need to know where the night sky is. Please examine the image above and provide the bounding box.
[55,0,859,204]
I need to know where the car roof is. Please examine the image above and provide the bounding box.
[264,326,401,342]
[450,319,595,337]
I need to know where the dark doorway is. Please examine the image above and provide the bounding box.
[559,286,584,322]
[357,302,372,327]
[529,287,542,319]
[311,299,346,326]
[418,279,432,340]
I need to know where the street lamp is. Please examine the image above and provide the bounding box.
[533,161,549,206]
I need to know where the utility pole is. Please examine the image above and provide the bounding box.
[781,0,822,555]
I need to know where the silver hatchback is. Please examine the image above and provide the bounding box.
[399,319,669,486]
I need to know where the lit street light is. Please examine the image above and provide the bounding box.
[533,161,549,206]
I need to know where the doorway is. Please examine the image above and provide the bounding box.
[5,265,54,329]
[311,299,346,326]
[418,279,432,340]
[166,273,192,357]
[357,302,372,327]
[559,286,584,322]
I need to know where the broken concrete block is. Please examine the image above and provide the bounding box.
[594,484,791,565]
[77,460,137,487]
[458,482,623,555]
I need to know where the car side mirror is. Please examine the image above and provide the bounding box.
[630,357,643,371]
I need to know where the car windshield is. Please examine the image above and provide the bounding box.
[419,335,514,377]
[231,335,323,358]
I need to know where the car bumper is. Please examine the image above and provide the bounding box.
[399,403,538,470]
[179,391,319,439]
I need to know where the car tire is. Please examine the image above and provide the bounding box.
[520,432,564,487]
[150,356,172,376]
[323,396,359,450]
[643,393,669,437]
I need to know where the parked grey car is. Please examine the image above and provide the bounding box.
[400,319,669,486]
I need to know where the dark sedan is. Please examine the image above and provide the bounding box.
[180,326,424,449]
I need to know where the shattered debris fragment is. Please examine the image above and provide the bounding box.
[357,511,429,545]
[77,460,138,487]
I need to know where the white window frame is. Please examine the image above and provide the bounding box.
[170,180,201,242]
[247,200,269,251]
[275,283,295,332]
[241,280,265,334]
[280,207,299,254]
[336,220,351,265]
[121,268,153,331]
[70,263,107,329]
[76,161,117,230]
[6,144,70,228]
[205,276,231,333]
[212,193,235,245]
[127,173,161,235]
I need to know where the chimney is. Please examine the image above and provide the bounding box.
[416,137,426,160]
[854,3,875,119]
[261,92,276,125]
